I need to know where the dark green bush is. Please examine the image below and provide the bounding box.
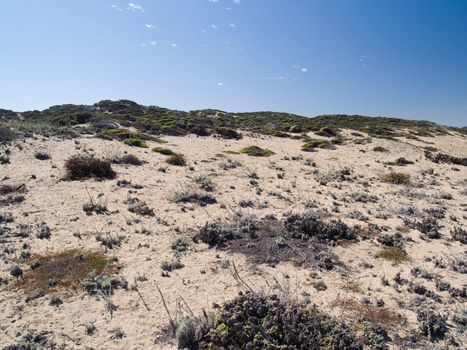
[166,153,186,166]
[215,127,242,140]
[64,156,116,180]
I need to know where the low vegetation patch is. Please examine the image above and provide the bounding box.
[387,157,414,166]
[64,155,116,180]
[171,188,217,206]
[239,146,275,157]
[112,154,142,166]
[373,146,389,153]
[152,147,174,155]
[195,211,354,269]
[18,249,115,293]
[301,138,332,151]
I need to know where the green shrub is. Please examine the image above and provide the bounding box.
[301,139,331,151]
[152,147,174,155]
[215,127,242,140]
[198,293,363,349]
[123,138,148,148]
[239,146,275,157]
[314,127,337,137]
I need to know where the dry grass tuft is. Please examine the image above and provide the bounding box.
[333,298,403,328]
[380,172,411,185]
[376,247,410,263]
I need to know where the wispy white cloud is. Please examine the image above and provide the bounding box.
[111,5,123,12]
[211,24,219,30]
[208,0,219,2]
[293,65,308,73]
[359,55,368,67]
[145,24,156,29]
[233,0,241,4]
[141,41,157,48]
[127,2,144,12]
[217,82,224,86]
[267,76,285,81]
[229,23,236,28]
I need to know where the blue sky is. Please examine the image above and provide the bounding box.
[0,0,466,126]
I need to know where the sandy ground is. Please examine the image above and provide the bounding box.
[0,129,465,349]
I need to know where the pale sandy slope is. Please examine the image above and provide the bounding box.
[0,130,465,349]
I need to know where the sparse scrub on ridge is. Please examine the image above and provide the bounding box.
[193,174,215,192]
[195,211,352,269]
[82,275,128,295]
[171,237,189,252]
[127,198,155,216]
[0,152,10,164]
[380,172,411,185]
[239,145,275,157]
[387,157,414,166]
[0,211,13,223]
[171,187,217,206]
[314,126,337,137]
[377,232,405,249]
[83,199,108,215]
[0,125,16,141]
[219,158,241,170]
[314,168,352,185]
[351,191,378,203]
[425,150,467,167]
[0,184,26,207]
[451,226,467,244]
[152,146,174,155]
[160,259,184,272]
[404,217,441,239]
[284,212,355,242]
[96,128,166,146]
[36,222,51,239]
[166,153,186,166]
[95,233,125,249]
[215,126,242,140]
[0,194,25,206]
[0,183,26,196]
[417,308,448,340]
[64,155,116,180]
